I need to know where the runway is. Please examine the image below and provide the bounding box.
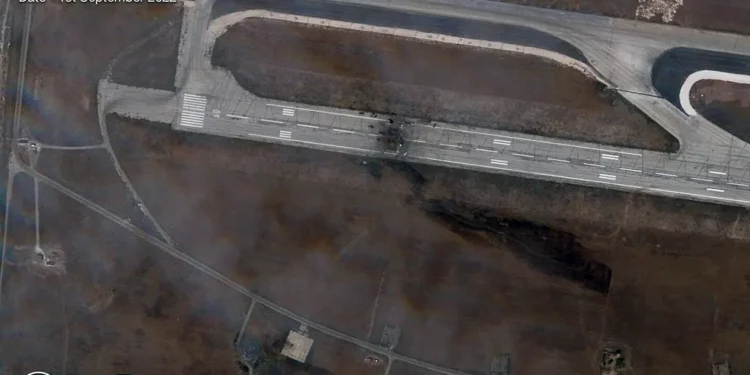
[101,0,750,208]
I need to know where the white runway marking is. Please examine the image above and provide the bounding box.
[476,148,498,153]
[584,163,606,168]
[728,182,750,188]
[180,93,207,129]
[708,170,727,176]
[547,157,570,163]
[421,125,641,156]
[691,177,713,183]
[707,188,725,193]
[251,133,375,153]
[493,139,512,146]
[412,140,427,144]
[279,130,292,139]
[282,108,296,116]
[601,154,619,161]
[296,124,319,129]
[261,119,284,124]
[226,114,249,120]
[267,103,381,121]
[332,129,355,134]
[599,174,617,181]
[439,143,461,148]
[512,153,534,159]
[619,168,642,173]
[490,159,508,166]
[655,172,678,177]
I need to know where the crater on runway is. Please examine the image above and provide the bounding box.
[690,80,750,143]
[211,18,679,152]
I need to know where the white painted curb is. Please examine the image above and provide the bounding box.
[680,70,750,116]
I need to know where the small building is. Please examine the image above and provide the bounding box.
[281,330,314,363]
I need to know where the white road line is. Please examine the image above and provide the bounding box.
[332,129,355,134]
[420,157,642,189]
[599,174,617,181]
[691,177,713,183]
[601,154,619,160]
[261,119,284,124]
[412,140,427,144]
[420,125,641,157]
[619,168,642,173]
[279,130,292,139]
[439,143,461,148]
[584,163,606,168]
[282,109,296,116]
[707,188,725,193]
[547,157,570,163]
[267,103,381,121]
[728,182,750,187]
[708,170,727,176]
[655,172,678,177]
[250,133,375,153]
[493,139,512,146]
[490,159,508,166]
[226,114,249,120]
[512,153,534,159]
[648,188,750,205]
[476,148,498,153]
[296,124,319,129]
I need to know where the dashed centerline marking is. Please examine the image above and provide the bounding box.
[707,188,725,193]
[599,174,617,181]
[512,153,534,159]
[261,118,284,124]
[655,172,677,177]
[297,124,319,129]
[728,182,750,188]
[226,114,249,120]
[439,143,461,148]
[584,163,606,168]
[476,148,498,153]
[332,129,355,134]
[708,170,727,176]
[547,157,570,163]
[619,168,642,173]
[267,103,381,121]
[691,177,713,183]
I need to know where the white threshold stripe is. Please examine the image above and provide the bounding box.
[728,182,750,187]
[476,148,497,153]
[584,163,606,168]
[261,119,284,124]
[180,114,205,121]
[422,125,642,157]
[267,103,380,121]
[707,188,725,193]
[182,101,207,108]
[708,171,727,176]
[490,159,508,165]
[183,99,207,106]
[493,139,512,145]
[655,172,677,177]
[297,124,319,129]
[512,153,534,159]
[599,174,617,181]
[601,154,619,160]
[619,168,642,173]
[420,157,642,189]
[547,157,570,163]
[691,177,713,183]
[250,133,375,153]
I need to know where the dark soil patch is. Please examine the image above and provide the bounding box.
[691,80,750,143]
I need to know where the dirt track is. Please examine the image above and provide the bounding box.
[212,19,678,152]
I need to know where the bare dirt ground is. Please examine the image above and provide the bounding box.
[212,19,678,152]
[0,178,251,375]
[691,80,750,143]
[106,115,750,374]
[21,1,180,146]
[497,0,750,35]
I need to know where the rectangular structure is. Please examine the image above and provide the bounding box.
[280,330,313,363]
